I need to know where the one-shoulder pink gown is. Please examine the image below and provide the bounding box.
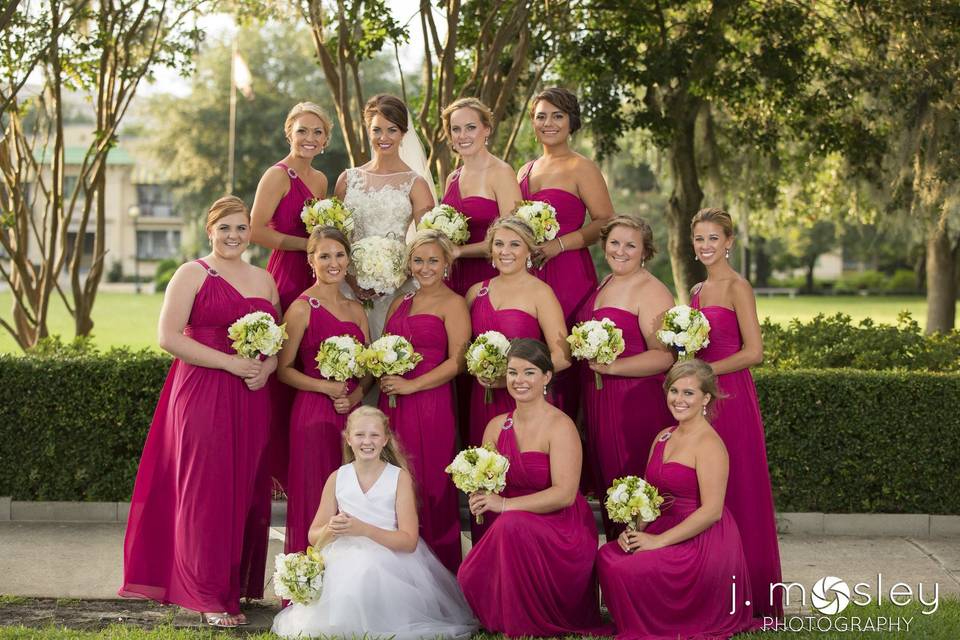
[691,290,783,618]
[284,295,365,554]
[119,259,274,615]
[458,413,612,638]
[378,294,462,573]
[442,168,500,297]
[578,282,673,538]
[597,428,760,639]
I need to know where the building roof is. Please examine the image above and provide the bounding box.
[35,146,134,166]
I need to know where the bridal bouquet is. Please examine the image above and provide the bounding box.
[605,475,665,530]
[358,334,423,407]
[445,443,510,524]
[514,200,560,244]
[417,204,470,245]
[567,317,626,390]
[315,335,366,381]
[228,311,287,359]
[351,235,407,296]
[657,305,711,360]
[301,197,355,238]
[273,546,325,605]
[465,330,511,404]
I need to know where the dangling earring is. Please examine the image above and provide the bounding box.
[491,259,496,268]
[526,256,533,269]
[641,258,646,269]
[542,386,548,396]
[443,266,448,279]
[484,137,489,146]
[725,248,730,259]
[694,254,699,261]
[702,405,707,416]
[320,146,325,155]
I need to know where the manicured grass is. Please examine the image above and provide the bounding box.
[1,292,957,354]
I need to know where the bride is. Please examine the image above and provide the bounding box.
[334,94,435,339]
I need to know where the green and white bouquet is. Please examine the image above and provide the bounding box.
[465,330,511,404]
[417,204,470,245]
[358,334,423,407]
[514,200,560,244]
[605,475,665,531]
[567,317,626,390]
[300,197,355,238]
[228,311,287,359]
[657,305,711,360]
[273,546,325,605]
[351,235,408,297]
[315,335,365,381]
[445,443,510,524]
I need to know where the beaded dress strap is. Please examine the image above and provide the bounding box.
[195,258,218,276]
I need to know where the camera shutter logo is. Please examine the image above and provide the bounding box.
[811,576,851,615]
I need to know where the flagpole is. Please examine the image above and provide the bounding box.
[227,39,238,194]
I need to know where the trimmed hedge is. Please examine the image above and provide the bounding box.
[1,352,958,513]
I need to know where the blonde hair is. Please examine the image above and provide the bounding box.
[284,102,333,149]
[485,216,537,255]
[407,229,455,269]
[663,359,726,415]
[441,97,494,142]
[342,406,410,472]
[205,195,248,231]
[600,215,657,260]
[691,207,735,238]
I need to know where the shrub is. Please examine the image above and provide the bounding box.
[153,258,180,293]
[833,269,886,294]
[885,268,920,294]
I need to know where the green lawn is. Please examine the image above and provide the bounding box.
[0,291,956,354]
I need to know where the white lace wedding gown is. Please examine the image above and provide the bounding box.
[272,463,477,640]
[342,168,420,339]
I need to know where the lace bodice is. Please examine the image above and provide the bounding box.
[343,168,417,240]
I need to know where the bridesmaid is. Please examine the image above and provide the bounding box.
[596,359,759,639]
[518,87,615,420]
[465,216,570,448]
[579,215,675,538]
[690,207,783,618]
[457,339,611,638]
[440,97,522,295]
[377,230,471,573]
[120,196,279,628]
[279,227,370,554]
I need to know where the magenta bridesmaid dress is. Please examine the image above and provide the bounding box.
[119,260,274,615]
[457,413,612,638]
[691,289,784,618]
[284,295,365,554]
[519,160,597,420]
[266,163,317,312]
[578,282,673,538]
[441,167,500,297]
[377,293,462,573]
[597,428,760,639]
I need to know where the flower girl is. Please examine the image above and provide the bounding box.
[272,406,477,640]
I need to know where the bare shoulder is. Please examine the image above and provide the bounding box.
[345,298,367,323]
[547,405,578,438]
[283,297,310,324]
[730,275,755,297]
[465,281,483,305]
[396,467,415,487]
[641,274,676,307]
[260,164,290,189]
[573,153,603,176]
[439,288,469,314]
[696,427,729,462]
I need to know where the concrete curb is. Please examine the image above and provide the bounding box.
[2,497,958,537]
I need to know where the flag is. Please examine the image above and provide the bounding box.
[233,51,254,100]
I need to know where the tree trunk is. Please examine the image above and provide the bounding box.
[924,216,957,333]
[754,236,771,287]
[665,105,705,303]
[805,260,816,294]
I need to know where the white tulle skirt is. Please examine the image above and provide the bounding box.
[272,537,477,640]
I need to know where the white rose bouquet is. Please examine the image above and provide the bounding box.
[605,475,665,531]
[657,304,711,360]
[350,235,407,298]
[315,335,365,381]
[358,334,423,407]
[567,317,626,390]
[227,311,287,359]
[273,546,325,605]
[445,443,510,524]
[417,204,470,245]
[300,197,355,238]
[514,200,560,244]
[465,330,511,404]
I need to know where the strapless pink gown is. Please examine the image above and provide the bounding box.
[284,295,364,554]
[378,294,461,572]
[119,260,274,615]
[458,413,612,638]
[597,428,760,639]
[578,284,673,538]
[691,290,783,618]
[442,168,499,297]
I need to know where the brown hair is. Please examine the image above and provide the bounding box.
[407,229,455,269]
[600,215,657,261]
[307,226,351,258]
[441,97,494,142]
[485,216,537,255]
[663,359,726,415]
[342,406,410,472]
[690,207,735,238]
[363,94,408,132]
[205,195,249,231]
[284,102,333,149]
[530,87,582,134]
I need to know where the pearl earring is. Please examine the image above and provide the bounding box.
[543,386,547,396]
[491,259,496,268]
[725,248,730,259]
[443,267,448,279]
[641,259,646,268]
[526,256,533,269]
[702,405,707,416]
[694,254,699,261]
